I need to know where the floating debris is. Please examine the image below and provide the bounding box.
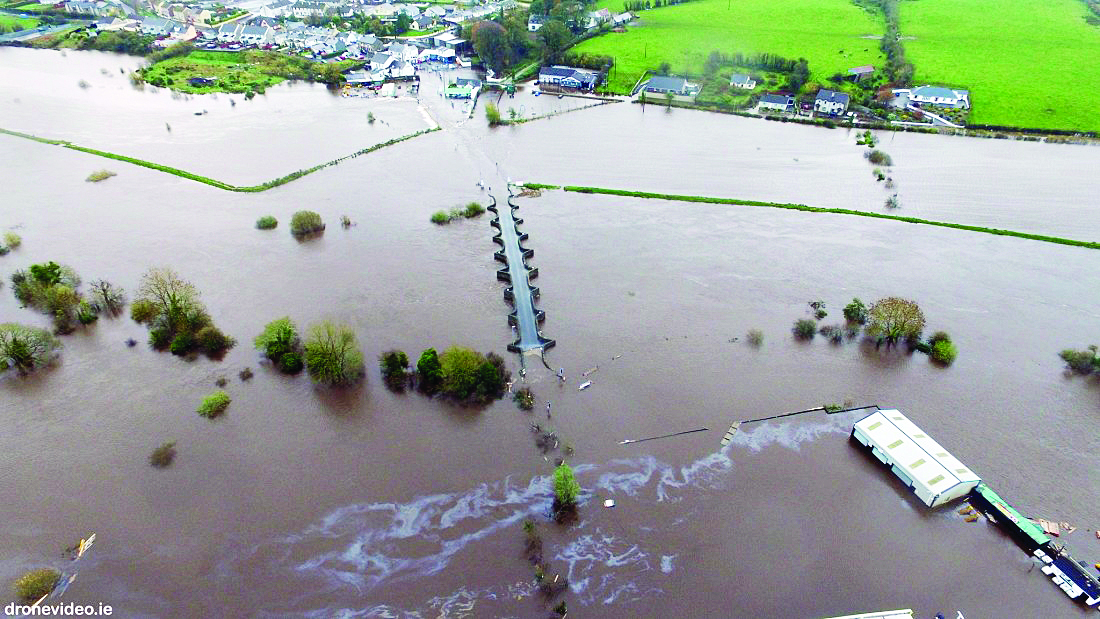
[621,427,708,445]
[965,514,979,523]
[581,366,598,377]
[603,499,615,508]
[578,381,591,391]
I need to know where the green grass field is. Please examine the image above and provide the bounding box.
[902,0,1100,131]
[574,0,885,93]
[0,14,39,31]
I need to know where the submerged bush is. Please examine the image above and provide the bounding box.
[379,349,409,391]
[149,441,176,468]
[255,215,278,230]
[89,279,125,316]
[197,391,231,418]
[130,299,159,324]
[430,210,450,225]
[290,210,325,236]
[463,202,485,218]
[86,169,117,182]
[0,323,61,375]
[792,319,816,340]
[304,321,364,386]
[866,297,925,345]
[514,386,535,410]
[930,339,957,365]
[1059,346,1098,374]
[416,347,444,394]
[279,352,303,373]
[553,462,581,509]
[3,231,21,250]
[195,325,234,356]
[169,332,194,356]
[843,298,868,324]
[13,568,60,603]
[132,268,232,358]
[865,150,893,166]
[11,262,85,332]
[747,329,764,347]
[819,324,844,344]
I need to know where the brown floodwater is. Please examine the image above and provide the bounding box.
[1,47,1099,618]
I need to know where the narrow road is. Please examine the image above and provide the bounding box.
[491,186,554,354]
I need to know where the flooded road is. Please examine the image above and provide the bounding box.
[1,48,1099,618]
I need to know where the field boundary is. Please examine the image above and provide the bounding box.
[0,126,439,192]
[523,183,1100,250]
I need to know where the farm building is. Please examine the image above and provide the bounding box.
[851,409,981,508]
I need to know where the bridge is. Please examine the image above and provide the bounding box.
[488,185,554,355]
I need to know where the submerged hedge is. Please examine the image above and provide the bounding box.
[546,185,1100,251]
[1,127,439,192]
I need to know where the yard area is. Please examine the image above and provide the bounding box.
[901,0,1100,131]
[138,50,355,95]
[573,0,884,94]
[0,13,40,31]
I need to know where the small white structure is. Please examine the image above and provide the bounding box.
[852,409,981,508]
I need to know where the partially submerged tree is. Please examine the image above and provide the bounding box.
[866,297,925,345]
[379,349,409,391]
[553,462,581,515]
[254,317,303,373]
[416,347,444,394]
[133,268,233,357]
[12,568,60,603]
[0,323,61,375]
[304,322,364,386]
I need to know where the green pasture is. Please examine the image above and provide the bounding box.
[0,13,39,30]
[574,0,885,93]
[901,0,1100,130]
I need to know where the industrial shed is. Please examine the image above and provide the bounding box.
[851,409,981,507]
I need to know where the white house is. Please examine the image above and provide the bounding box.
[238,25,273,46]
[527,14,544,31]
[216,22,241,42]
[290,1,325,18]
[758,93,793,112]
[539,65,599,90]
[907,85,970,109]
[851,409,981,508]
[729,73,756,90]
[814,88,850,116]
[140,16,173,36]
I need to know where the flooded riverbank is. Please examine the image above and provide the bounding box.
[1,48,1098,618]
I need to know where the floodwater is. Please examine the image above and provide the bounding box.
[1,46,1099,618]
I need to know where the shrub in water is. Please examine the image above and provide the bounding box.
[843,298,868,324]
[13,568,60,603]
[3,231,21,249]
[379,349,409,391]
[930,339,957,365]
[514,386,535,410]
[197,391,231,418]
[149,441,176,468]
[290,210,325,236]
[195,325,234,355]
[279,351,303,373]
[809,300,827,320]
[169,331,194,355]
[1058,346,1098,374]
[819,324,844,343]
[430,211,450,225]
[553,462,581,508]
[865,150,893,166]
[463,202,485,218]
[747,329,764,347]
[928,331,952,346]
[76,300,98,325]
[304,321,364,386]
[86,169,117,182]
[416,347,444,394]
[793,319,817,340]
[130,299,159,324]
[0,323,61,375]
[149,327,172,349]
[89,279,125,316]
[256,215,278,230]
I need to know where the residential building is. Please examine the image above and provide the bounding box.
[527,14,544,31]
[538,65,600,91]
[908,85,970,109]
[729,73,756,90]
[758,93,793,112]
[238,25,273,46]
[216,22,240,42]
[814,88,850,116]
[638,75,699,98]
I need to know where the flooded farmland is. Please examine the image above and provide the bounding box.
[1,47,1099,618]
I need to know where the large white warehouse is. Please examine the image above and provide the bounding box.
[851,409,981,507]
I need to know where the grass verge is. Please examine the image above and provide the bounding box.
[530,184,1100,250]
[1,126,439,192]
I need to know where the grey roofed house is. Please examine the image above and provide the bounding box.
[641,75,690,95]
[759,93,793,108]
[413,14,432,28]
[729,73,755,88]
[911,85,966,100]
[539,65,599,89]
[815,89,850,106]
[847,65,874,76]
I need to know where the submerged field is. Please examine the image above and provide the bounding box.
[901,0,1100,130]
[574,0,884,93]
